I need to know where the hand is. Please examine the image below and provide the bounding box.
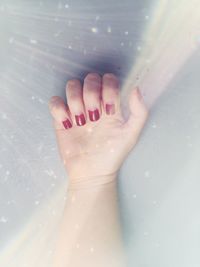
[48,73,149,187]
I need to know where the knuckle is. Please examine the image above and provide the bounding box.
[49,96,60,108]
[85,73,101,81]
[67,79,80,89]
[103,73,118,80]
[103,73,119,88]
[67,92,79,102]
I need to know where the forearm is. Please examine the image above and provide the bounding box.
[52,174,126,267]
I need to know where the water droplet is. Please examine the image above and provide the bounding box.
[107,26,112,33]
[0,216,8,223]
[30,39,37,44]
[91,27,98,33]
[144,170,150,178]
[35,200,40,205]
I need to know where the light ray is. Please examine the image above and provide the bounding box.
[121,0,200,112]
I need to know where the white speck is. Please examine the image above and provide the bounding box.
[30,39,37,44]
[110,148,114,153]
[145,15,149,20]
[187,143,193,148]
[125,31,129,35]
[31,96,35,100]
[107,26,112,33]
[65,150,70,155]
[152,123,157,128]
[0,216,8,223]
[51,183,55,187]
[120,42,124,46]
[95,15,100,21]
[90,247,94,253]
[35,200,40,205]
[91,27,98,33]
[137,46,141,51]
[95,143,99,148]
[9,37,14,44]
[52,209,56,216]
[38,223,43,228]
[87,127,93,133]
[44,169,55,177]
[6,170,10,176]
[65,4,69,8]
[68,45,72,49]
[71,195,76,203]
[54,30,63,37]
[144,170,150,178]
[76,243,80,248]
[132,194,137,198]
[153,200,157,205]
[2,113,8,120]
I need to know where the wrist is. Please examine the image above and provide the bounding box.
[67,172,118,191]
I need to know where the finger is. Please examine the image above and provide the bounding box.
[83,73,102,122]
[48,96,73,130]
[102,73,121,116]
[66,79,86,126]
[122,87,149,145]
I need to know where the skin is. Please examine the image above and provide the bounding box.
[48,73,149,267]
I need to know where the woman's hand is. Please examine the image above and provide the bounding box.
[48,73,149,187]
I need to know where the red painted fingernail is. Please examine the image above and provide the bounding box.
[105,104,115,115]
[75,113,86,126]
[62,119,72,129]
[88,108,100,121]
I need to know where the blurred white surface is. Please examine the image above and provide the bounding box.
[0,0,200,266]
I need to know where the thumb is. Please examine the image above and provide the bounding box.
[123,87,149,145]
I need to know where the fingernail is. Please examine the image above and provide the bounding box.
[62,119,72,129]
[75,113,86,126]
[105,104,115,115]
[88,108,100,121]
